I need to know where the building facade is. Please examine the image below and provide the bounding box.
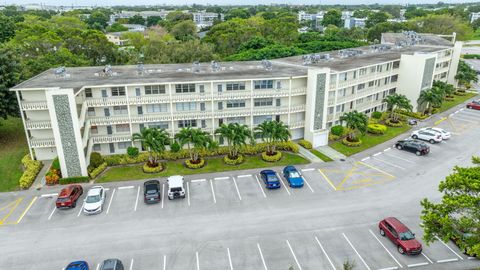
[11,33,462,178]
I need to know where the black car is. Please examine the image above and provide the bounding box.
[394,139,430,156]
[100,259,124,270]
[144,180,161,204]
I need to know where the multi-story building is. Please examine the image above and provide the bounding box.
[471,12,480,23]
[192,12,224,28]
[344,17,367,29]
[10,33,462,178]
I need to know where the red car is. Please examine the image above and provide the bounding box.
[55,185,83,209]
[466,100,480,110]
[379,217,422,255]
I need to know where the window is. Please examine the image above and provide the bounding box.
[389,88,396,94]
[149,122,169,129]
[276,99,281,106]
[328,91,335,99]
[386,63,391,71]
[328,107,334,114]
[85,88,92,98]
[176,102,196,111]
[109,143,115,153]
[376,65,383,72]
[199,85,205,93]
[254,98,273,107]
[226,100,246,108]
[352,71,357,79]
[178,119,197,128]
[370,66,376,73]
[391,75,398,82]
[118,142,129,149]
[359,68,367,76]
[146,104,168,113]
[87,107,95,116]
[356,98,364,104]
[358,83,365,90]
[226,82,246,91]
[145,85,166,95]
[113,105,128,115]
[226,117,246,124]
[393,61,400,69]
[175,84,195,93]
[337,88,346,97]
[384,77,389,85]
[254,115,272,124]
[254,80,273,89]
[335,104,345,113]
[366,95,373,102]
[116,124,130,133]
[339,72,347,81]
[368,81,374,87]
[111,87,126,96]
[91,126,98,134]
[93,144,101,151]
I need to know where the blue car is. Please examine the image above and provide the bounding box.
[260,170,281,189]
[283,166,304,188]
[65,261,89,270]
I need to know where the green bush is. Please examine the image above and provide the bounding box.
[51,157,60,170]
[431,108,439,114]
[298,139,312,149]
[19,155,43,189]
[395,109,428,120]
[261,151,282,162]
[59,176,89,185]
[371,111,383,119]
[170,140,181,153]
[143,162,163,173]
[331,125,344,136]
[367,123,387,135]
[185,159,205,169]
[342,138,362,147]
[88,162,108,179]
[224,155,245,165]
[89,152,104,169]
[127,147,139,157]
[454,91,466,96]
[385,118,404,127]
[329,133,340,141]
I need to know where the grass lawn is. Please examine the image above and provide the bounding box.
[310,149,333,162]
[0,118,29,192]
[329,125,411,157]
[438,93,478,113]
[97,152,309,183]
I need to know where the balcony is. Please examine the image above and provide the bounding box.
[21,101,48,110]
[289,121,305,129]
[30,137,55,148]
[91,135,132,144]
[213,91,251,100]
[215,108,252,118]
[89,116,130,126]
[131,113,171,124]
[291,87,307,96]
[173,111,212,120]
[252,89,290,98]
[171,93,212,102]
[85,97,127,107]
[128,95,170,105]
[290,104,306,113]
[25,120,52,129]
[252,106,291,116]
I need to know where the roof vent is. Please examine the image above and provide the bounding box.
[192,61,200,73]
[54,66,69,78]
[261,59,272,71]
[211,60,220,72]
[136,63,145,75]
[101,65,114,77]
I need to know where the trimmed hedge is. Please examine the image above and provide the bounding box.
[329,133,341,141]
[59,176,89,185]
[262,151,282,162]
[367,123,387,135]
[224,155,244,165]
[395,109,428,120]
[19,155,43,189]
[371,111,383,119]
[185,159,205,169]
[127,147,139,157]
[342,138,362,147]
[89,162,108,179]
[330,125,344,136]
[298,139,312,149]
[385,118,404,127]
[89,152,104,170]
[143,163,163,173]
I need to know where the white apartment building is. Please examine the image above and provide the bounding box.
[471,12,480,23]
[344,17,367,29]
[10,33,462,178]
[192,12,224,28]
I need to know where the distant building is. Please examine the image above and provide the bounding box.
[106,32,127,46]
[341,11,354,20]
[471,12,480,23]
[344,17,366,29]
[192,12,223,28]
[387,18,407,23]
[297,11,324,30]
[121,24,146,33]
[20,4,92,11]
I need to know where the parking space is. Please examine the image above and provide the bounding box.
[188,178,214,207]
[299,168,331,194]
[285,233,335,270]
[0,195,37,225]
[210,176,241,205]
[166,244,197,270]
[315,230,361,269]
[195,243,231,270]
[106,186,139,215]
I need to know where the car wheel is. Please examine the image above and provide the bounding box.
[168,197,172,200]
[416,151,421,156]
[412,135,418,139]
[398,246,405,254]
[429,139,435,144]
[72,201,76,208]
[396,145,403,150]
[380,228,385,236]
[467,105,471,109]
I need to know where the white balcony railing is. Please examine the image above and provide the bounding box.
[30,137,55,148]
[291,87,307,95]
[25,120,52,129]
[131,114,171,123]
[91,135,132,144]
[128,95,170,105]
[173,111,212,120]
[85,97,128,107]
[252,89,290,98]
[21,101,48,110]
[289,121,305,129]
[290,104,306,113]
[89,116,130,126]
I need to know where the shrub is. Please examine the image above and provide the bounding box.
[454,90,466,96]
[298,139,312,149]
[89,152,104,169]
[261,151,282,162]
[45,169,61,185]
[170,140,182,153]
[59,176,89,185]
[367,123,387,135]
[385,118,404,127]
[143,162,163,173]
[330,125,344,136]
[224,155,245,165]
[51,157,60,170]
[329,133,340,141]
[342,137,362,147]
[88,162,108,179]
[127,147,139,157]
[19,155,43,189]
[431,108,439,114]
[185,158,205,169]
[371,111,383,119]
[395,109,428,120]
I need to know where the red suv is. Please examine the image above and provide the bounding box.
[55,185,83,209]
[466,100,480,110]
[379,217,422,255]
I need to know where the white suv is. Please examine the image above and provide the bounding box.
[411,130,442,144]
[167,175,186,200]
[420,127,451,140]
[83,186,106,214]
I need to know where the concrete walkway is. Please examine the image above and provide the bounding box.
[315,145,347,160]
[297,145,324,163]
[30,159,52,191]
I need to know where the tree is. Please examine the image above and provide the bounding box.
[322,9,342,27]
[381,5,402,18]
[415,14,473,41]
[0,14,15,43]
[455,60,478,87]
[170,20,197,41]
[175,127,214,162]
[417,89,443,114]
[128,15,145,25]
[254,120,290,155]
[146,16,163,27]
[471,18,480,30]
[366,11,390,28]
[166,11,193,24]
[433,81,455,98]
[132,127,170,167]
[353,9,371,18]
[87,11,109,30]
[420,160,480,256]
[0,45,20,119]
[225,8,251,20]
[215,123,252,159]
[339,111,368,142]
[383,93,413,121]
[106,23,128,32]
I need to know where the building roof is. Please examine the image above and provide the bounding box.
[381,32,453,47]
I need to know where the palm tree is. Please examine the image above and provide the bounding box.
[254,120,290,155]
[339,111,368,142]
[215,123,252,159]
[383,93,412,122]
[418,89,443,114]
[132,127,170,166]
[175,127,214,163]
[433,80,455,98]
[455,60,478,88]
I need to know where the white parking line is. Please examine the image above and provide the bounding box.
[437,258,458,263]
[407,262,429,268]
[378,267,398,270]
[301,176,314,193]
[372,157,406,170]
[77,202,84,217]
[435,236,464,260]
[286,240,302,270]
[40,193,57,198]
[276,173,291,196]
[314,236,336,270]
[47,206,56,220]
[118,185,134,190]
[451,115,477,123]
[134,186,140,211]
[129,258,134,270]
[214,176,229,180]
[361,157,371,161]
[191,179,206,183]
[373,152,383,157]
[210,179,216,204]
[105,188,110,191]
[342,233,371,270]
[255,175,267,198]
[421,253,433,264]
[384,147,392,152]
[161,184,165,209]
[106,188,116,214]
[96,263,100,270]
[237,174,252,178]
[232,177,242,201]
[467,257,477,260]
[257,243,268,270]
[368,229,403,268]
[196,251,200,270]
[301,168,315,172]
[382,153,415,164]
[187,182,191,206]
[163,255,166,270]
[227,248,234,270]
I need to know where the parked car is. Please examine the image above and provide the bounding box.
[99,259,124,270]
[260,170,281,189]
[379,217,423,255]
[65,261,89,270]
[167,175,185,200]
[411,130,442,144]
[451,225,477,257]
[407,119,418,126]
[466,100,480,110]
[282,166,304,188]
[144,180,161,204]
[83,186,106,215]
[395,139,430,156]
[55,185,83,209]
[420,127,451,140]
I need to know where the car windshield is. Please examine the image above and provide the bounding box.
[400,231,415,240]
[171,187,182,192]
[289,171,301,178]
[267,175,278,182]
[56,197,70,202]
[146,185,158,194]
[86,195,100,203]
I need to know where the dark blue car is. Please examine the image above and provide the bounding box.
[260,170,281,189]
[65,261,89,270]
[283,166,304,188]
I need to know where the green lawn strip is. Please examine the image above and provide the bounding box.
[0,118,29,192]
[438,93,478,113]
[310,149,333,162]
[329,125,411,156]
[97,152,309,183]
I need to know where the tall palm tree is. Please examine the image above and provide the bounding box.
[175,127,214,162]
[418,89,443,114]
[339,111,368,141]
[132,127,170,166]
[455,60,478,88]
[433,80,455,98]
[254,120,290,155]
[215,123,252,159]
[383,93,412,122]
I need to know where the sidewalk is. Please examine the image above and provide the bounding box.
[297,145,323,163]
[315,145,347,160]
[30,159,52,191]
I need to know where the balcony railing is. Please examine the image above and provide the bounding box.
[213,92,251,100]
[21,101,48,110]
[131,114,171,123]
[289,121,305,129]
[89,116,130,126]
[252,89,290,98]
[85,97,128,107]
[30,137,55,148]
[128,95,170,105]
[91,135,132,144]
[290,104,306,113]
[25,120,52,129]
[173,111,212,120]
[171,93,212,102]
[291,87,307,95]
